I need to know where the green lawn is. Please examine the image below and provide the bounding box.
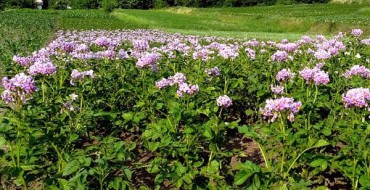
[113,4,370,40]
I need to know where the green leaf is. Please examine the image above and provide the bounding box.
[321,127,331,136]
[203,128,212,139]
[123,168,132,181]
[68,134,79,144]
[310,158,327,168]
[359,175,370,187]
[314,140,329,148]
[193,161,203,168]
[237,161,260,172]
[122,112,134,121]
[315,186,329,190]
[245,109,254,116]
[0,136,6,148]
[234,170,253,185]
[58,179,71,190]
[62,160,80,176]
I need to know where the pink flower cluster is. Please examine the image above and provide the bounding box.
[70,69,95,86]
[155,73,199,97]
[1,73,37,104]
[217,95,232,108]
[276,69,295,82]
[205,67,221,77]
[351,29,363,37]
[271,85,284,95]
[245,48,256,60]
[260,97,302,123]
[299,67,330,85]
[12,55,33,67]
[271,50,289,62]
[94,37,114,47]
[343,65,370,79]
[342,88,370,109]
[133,40,150,52]
[27,61,57,76]
[136,52,161,71]
[193,48,214,61]
[361,39,370,46]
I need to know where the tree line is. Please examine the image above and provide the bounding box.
[0,0,329,11]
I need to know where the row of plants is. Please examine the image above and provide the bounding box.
[0,10,57,77]
[0,29,370,189]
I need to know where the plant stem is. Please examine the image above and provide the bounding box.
[257,142,269,169]
[279,116,286,174]
[218,107,223,118]
[313,85,318,104]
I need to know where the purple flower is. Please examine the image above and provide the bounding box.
[299,67,317,83]
[205,67,221,77]
[96,50,116,60]
[94,37,111,47]
[342,88,370,109]
[271,85,284,95]
[133,40,149,52]
[193,48,214,61]
[314,49,332,60]
[156,73,197,97]
[177,82,199,96]
[187,84,199,95]
[315,62,325,69]
[136,52,161,71]
[217,95,232,108]
[118,49,130,59]
[169,73,187,85]
[271,51,289,62]
[1,73,37,104]
[313,70,330,85]
[155,78,171,89]
[260,97,302,123]
[245,48,256,60]
[351,29,363,37]
[61,42,75,53]
[276,69,295,82]
[343,65,370,79]
[218,46,239,60]
[361,39,370,46]
[277,43,298,52]
[70,69,94,85]
[12,55,33,67]
[27,61,57,76]
[299,67,329,85]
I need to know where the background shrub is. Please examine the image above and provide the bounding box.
[0,0,5,10]
[53,0,70,9]
[0,0,333,10]
[102,0,117,12]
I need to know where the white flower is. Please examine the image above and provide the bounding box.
[69,93,78,101]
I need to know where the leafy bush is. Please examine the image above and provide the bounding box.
[153,0,169,8]
[70,0,100,9]
[53,0,70,9]
[0,0,5,10]
[101,0,116,12]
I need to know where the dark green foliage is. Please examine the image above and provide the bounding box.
[6,0,34,8]
[53,0,71,9]
[153,0,169,8]
[0,0,5,10]
[102,0,117,12]
[0,0,331,9]
[70,0,100,9]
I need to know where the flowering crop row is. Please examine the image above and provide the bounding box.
[0,28,369,189]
